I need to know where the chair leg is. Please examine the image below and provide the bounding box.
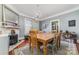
[31,46,34,54]
[55,47,57,54]
[51,50,55,54]
[53,47,57,54]
[29,46,31,51]
[37,43,40,55]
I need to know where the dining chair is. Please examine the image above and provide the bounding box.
[47,32,61,54]
[47,35,57,54]
[56,32,61,49]
[38,31,43,34]
[29,30,38,54]
[29,30,43,54]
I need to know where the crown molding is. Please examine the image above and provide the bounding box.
[40,6,79,21]
[4,4,79,22]
[4,4,34,20]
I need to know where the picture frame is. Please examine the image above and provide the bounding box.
[68,20,76,27]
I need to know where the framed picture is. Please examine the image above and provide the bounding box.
[69,20,76,27]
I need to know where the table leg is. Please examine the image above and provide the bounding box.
[59,40,60,48]
[56,39,59,50]
[28,37,31,50]
[57,40,60,49]
[37,42,40,55]
[43,42,47,55]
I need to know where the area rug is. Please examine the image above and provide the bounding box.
[14,42,78,55]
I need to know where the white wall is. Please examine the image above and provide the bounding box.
[41,9,79,38]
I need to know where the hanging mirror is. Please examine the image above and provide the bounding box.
[0,4,2,22]
[2,5,19,29]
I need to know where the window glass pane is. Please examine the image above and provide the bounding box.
[4,6,19,23]
[0,4,2,22]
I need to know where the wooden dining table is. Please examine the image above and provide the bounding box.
[29,32,55,55]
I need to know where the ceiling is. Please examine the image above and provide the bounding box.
[10,4,79,20]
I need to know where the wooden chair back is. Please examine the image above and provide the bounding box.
[36,30,44,34]
[29,30,38,48]
[55,32,61,49]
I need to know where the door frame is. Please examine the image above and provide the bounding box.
[50,19,60,32]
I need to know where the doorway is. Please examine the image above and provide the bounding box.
[50,19,60,33]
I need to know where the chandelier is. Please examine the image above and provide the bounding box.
[33,4,40,20]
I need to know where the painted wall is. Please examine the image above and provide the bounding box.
[19,16,25,39]
[41,9,79,38]
[32,21,39,30]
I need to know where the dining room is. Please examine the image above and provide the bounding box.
[0,4,79,55]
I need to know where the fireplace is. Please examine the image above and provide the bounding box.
[9,34,18,45]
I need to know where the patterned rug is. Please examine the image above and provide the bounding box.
[14,42,78,55]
